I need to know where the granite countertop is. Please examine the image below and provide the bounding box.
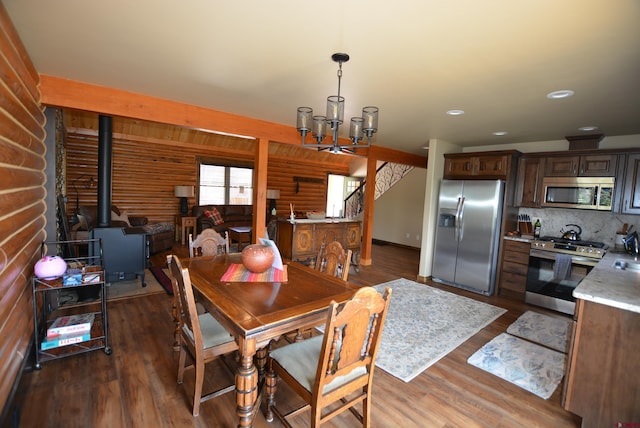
[573,251,640,314]
[503,235,533,243]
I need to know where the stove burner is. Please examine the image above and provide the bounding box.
[537,236,606,249]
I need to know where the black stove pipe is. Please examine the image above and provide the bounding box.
[97,115,113,227]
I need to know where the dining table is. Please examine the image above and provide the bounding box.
[182,254,359,428]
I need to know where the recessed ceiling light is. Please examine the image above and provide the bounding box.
[492,131,508,136]
[421,145,429,150]
[446,109,465,116]
[578,126,598,132]
[546,90,575,99]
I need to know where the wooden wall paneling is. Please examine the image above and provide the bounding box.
[0,6,40,100]
[65,130,351,227]
[266,158,349,216]
[0,2,46,417]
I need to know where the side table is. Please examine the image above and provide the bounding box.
[176,215,197,245]
[228,226,252,251]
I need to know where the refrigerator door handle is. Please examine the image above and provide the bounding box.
[457,196,465,242]
[454,197,463,242]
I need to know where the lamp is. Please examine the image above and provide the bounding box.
[297,53,379,154]
[266,189,280,215]
[174,185,195,215]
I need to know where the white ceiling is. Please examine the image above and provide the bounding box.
[5,0,640,155]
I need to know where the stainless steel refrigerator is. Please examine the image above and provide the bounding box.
[432,179,504,295]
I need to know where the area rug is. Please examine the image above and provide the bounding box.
[372,278,507,382]
[506,311,572,353]
[106,269,166,301]
[467,333,566,399]
[149,266,174,295]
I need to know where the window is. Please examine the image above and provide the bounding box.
[326,174,362,218]
[199,163,253,205]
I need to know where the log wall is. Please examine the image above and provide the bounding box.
[66,133,349,224]
[0,3,46,416]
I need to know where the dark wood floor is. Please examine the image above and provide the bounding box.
[9,243,581,427]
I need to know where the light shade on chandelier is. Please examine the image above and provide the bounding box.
[296,53,378,154]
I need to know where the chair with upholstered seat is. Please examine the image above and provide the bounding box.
[287,240,353,343]
[167,254,238,416]
[189,228,229,257]
[315,240,352,281]
[265,286,392,427]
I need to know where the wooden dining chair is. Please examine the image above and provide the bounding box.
[286,241,352,343]
[189,228,229,257]
[315,241,352,281]
[265,286,392,427]
[167,254,238,416]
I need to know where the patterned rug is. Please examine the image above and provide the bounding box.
[467,333,566,399]
[372,279,507,382]
[506,311,572,353]
[149,266,174,295]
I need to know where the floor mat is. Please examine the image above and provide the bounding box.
[467,332,566,399]
[506,310,571,353]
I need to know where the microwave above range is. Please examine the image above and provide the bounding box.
[541,176,614,211]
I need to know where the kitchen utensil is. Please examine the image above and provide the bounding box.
[562,224,582,241]
[624,231,639,256]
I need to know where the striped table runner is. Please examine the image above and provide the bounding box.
[220,264,288,282]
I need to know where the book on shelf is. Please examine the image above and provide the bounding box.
[41,332,91,350]
[47,313,95,338]
[82,273,101,284]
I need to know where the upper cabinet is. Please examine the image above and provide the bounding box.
[444,151,517,180]
[622,153,640,214]
[545,154,618,177]
[514,156,545,207]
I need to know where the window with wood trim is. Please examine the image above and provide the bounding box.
[199,163,253,205]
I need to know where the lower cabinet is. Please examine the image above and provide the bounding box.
[277,220,361,267]
[498,239,530,297]
[563,299,640,426]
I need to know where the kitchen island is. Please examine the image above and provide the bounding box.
[563,251,640,427]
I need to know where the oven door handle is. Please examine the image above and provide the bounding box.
[529,248,599,267]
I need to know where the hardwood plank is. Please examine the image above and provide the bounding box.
[9,243,581,427]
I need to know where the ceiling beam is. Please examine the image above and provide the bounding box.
[40,75,427,167]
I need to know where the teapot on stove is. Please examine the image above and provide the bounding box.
[561,224,582,241]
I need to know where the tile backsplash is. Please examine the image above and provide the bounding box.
[517,208,638,249]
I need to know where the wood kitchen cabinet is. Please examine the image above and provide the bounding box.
[545,153,617,177]
[621,152,640,214]
[514,156,544,207]
[444,151,518,180]
[498,238,530,297]
[563,299,640,427]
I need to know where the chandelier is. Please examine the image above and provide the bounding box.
[296,53,378,154]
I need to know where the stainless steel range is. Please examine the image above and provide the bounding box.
[526,236,607,315]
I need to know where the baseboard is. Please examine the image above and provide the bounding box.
[372,239,420,251]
